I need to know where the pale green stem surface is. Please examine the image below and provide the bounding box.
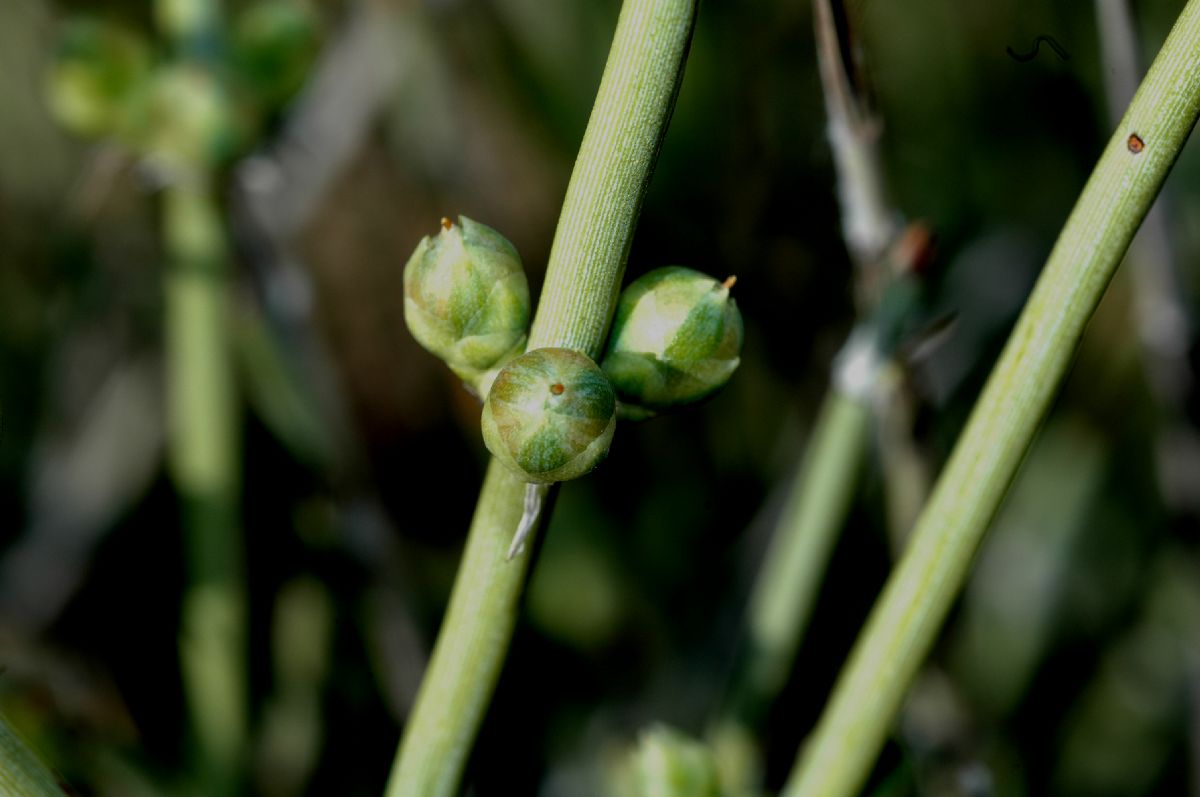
[165,179,247,793]
[784,3,1200,795]
[0,715,66,797]
[384,1,696,795]
[527,0,696,355]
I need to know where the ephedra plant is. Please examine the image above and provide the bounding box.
[388,0,1200,795]
[12,0,1200,795]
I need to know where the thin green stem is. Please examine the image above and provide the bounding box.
[156,2,246,791]
[0,715,67,797]
[165,178,246,793]
[783,2,1200,795]
[384,2,696,795]
[729,389,871,727]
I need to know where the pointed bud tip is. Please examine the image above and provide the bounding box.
[440,216,453,231]
[722,275,737,291]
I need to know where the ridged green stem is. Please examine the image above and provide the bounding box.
[0,715,67,797]
[165,178,246,794]
[527,0,696,355]
[384,2,696,795]
[783,3,1200,795]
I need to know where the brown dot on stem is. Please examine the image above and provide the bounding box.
[440,217,453,230]
[1127,133,1145,154]
[550,383,565,395]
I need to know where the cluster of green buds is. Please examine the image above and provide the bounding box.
[46,0,319,173]
[403,218,744,491]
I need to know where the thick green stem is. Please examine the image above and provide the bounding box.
[527,0,695,355]
[0,715,67,797]
[384,2,696,795]
[783,3,1200,795]
[165,178,246,793]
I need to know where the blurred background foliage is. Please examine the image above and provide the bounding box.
[1,0,1200,795]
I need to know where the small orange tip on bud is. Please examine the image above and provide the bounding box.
[550,383,565,395]
[722,276,738,290]
[440,217,453,230]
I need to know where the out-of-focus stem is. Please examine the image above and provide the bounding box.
[736,388,871,723]
[814,0,897,307]
[783,2,1200,793]
[165,178,246,794]
[872,362,930,552]
[712,0,917,751]
[155,1,246,791]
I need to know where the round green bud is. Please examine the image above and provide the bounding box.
[602,266,743,411]
[46,18,152,139]
[482,348,616,484]
[403,216,530,379]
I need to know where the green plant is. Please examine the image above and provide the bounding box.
[783,1,1200,793]
[45,1,320,792]
[384,0,701,793]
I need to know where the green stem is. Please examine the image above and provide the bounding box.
[730,389,870,727]
[527,0,696,355]
[384,2,696,795]
[783,3,1200,795]
[0,715,67,797]
[155,2,245,790]
[165,178,246,793]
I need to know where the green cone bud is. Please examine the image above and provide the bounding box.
[602,267,743,411]
[404,216,530,380]
[482,348,616,484]
[46,18,152,139]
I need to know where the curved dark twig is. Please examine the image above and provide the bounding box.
[1006,34,1071,62]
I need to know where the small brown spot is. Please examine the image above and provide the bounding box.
[1127,133,1145,154]
[722,275,738,290]
[550,383,565,395]
[440,216,453,230]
